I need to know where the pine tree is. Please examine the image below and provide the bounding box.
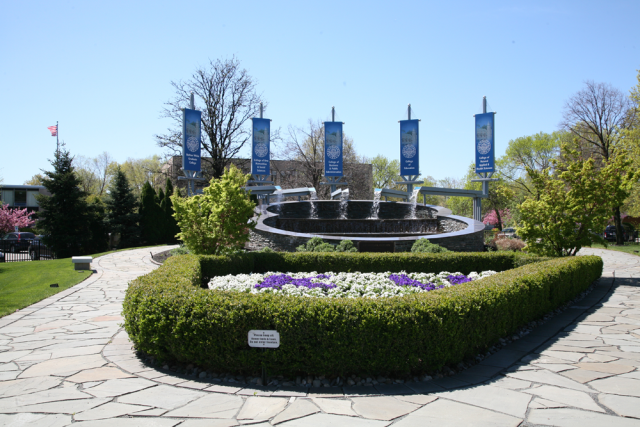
[139,182,165,244]
[36,148,97,258]
[160,178,180,243]
[105,166,140,248]
[86,195,109,253]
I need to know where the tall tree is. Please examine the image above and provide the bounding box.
[139,182,165,245]
[370,155,400,190]
[24,174,45,185]
[621,69,640,216]
[85,195,109,253]
[119,155,165,199]
[36,148,97,258]
[74,152,117,198]
[105,166,140,249]
[562,81,634,244]
[276,119,371,199]
[160,178,179,243]
[156,57,264,180]
[500,131,564,200]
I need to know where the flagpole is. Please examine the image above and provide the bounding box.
[56,121,59,157]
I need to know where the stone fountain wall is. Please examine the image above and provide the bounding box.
[248,200,484,253]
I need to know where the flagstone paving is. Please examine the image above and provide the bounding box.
[0,246,639,425]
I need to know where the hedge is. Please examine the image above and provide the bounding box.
[123,252,602,377]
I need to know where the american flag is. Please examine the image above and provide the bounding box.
[47,125,57,136]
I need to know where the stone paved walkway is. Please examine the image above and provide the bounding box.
[1,246,640,426]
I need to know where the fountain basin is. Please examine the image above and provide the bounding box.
[272,218,439,234]
[249,200,485,252]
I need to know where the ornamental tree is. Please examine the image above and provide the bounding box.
[0,204,34,234]
[171,164,256,255]
[483,209,512,229]
[518,144,639,256]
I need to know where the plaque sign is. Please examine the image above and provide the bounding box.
[248,330,280,348]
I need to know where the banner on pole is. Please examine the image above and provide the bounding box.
[475,112,495,173]
[251,118,270,175]
[324,121,343,177]
[400,119,419,175]
[182,108,202,172]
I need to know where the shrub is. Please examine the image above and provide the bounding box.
[335,240,357,252]
[296,237,324,252]
[171,165,256,255]
[170,246,191,256]
[313,242,335,252]
[495,237,526,252]
[258,247,275,253]
[411,238,449,253]
[123,251,598,377]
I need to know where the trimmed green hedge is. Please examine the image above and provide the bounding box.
[123,252,602,376]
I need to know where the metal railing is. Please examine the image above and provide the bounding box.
[0,241,57,262]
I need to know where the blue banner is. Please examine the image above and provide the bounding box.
[400,120,419,175]
[251,118,270,175]
[182,108,201,172]
[475,113,495,173]
[324,121,343,177]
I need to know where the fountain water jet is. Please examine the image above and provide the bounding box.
[310,190,319,219]
[370,189,382,219]
[338,189,349,219]
[408,187,420,219]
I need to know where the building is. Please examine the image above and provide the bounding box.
[0,185,51,212]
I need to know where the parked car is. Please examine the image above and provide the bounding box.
[28,235,55,260]
[497,227,518,239]
[0,251,4,262]
[0,232,37,253]
[604,225,630,242]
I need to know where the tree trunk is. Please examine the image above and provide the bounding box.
[614,206,624,245]
[495,209,503,231]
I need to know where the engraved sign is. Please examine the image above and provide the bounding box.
[248,330,280,348]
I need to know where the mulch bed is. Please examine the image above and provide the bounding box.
[151,250,173,264]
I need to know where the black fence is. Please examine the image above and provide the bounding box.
[0,241,57,262]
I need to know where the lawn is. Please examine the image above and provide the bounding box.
[0,258,91,318]
[586,242,640,256]
[0,244,173,318]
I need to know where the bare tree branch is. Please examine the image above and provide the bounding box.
[155,57,264,180]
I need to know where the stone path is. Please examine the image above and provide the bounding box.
[1,246,640,426]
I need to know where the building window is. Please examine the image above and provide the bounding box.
[15,190,27,207]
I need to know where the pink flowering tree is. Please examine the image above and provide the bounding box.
[483,208,512,230]
[0,204,35,234]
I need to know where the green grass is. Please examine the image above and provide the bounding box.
[586,242,640,256]
[0,244,174,318]
[0,258,91,318]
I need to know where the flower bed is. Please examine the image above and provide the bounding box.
[208,270,497,298]
[123,252,603,377]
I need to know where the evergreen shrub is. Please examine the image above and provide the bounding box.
[411,238,449,253]
[123,252,601,377]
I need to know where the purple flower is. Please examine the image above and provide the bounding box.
[446,274,472,285]
[255,274,336,291]
[388,273,472,292]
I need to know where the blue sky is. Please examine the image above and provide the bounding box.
[1,0,638,186]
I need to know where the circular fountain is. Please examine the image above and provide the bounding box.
[249,198,486,252]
